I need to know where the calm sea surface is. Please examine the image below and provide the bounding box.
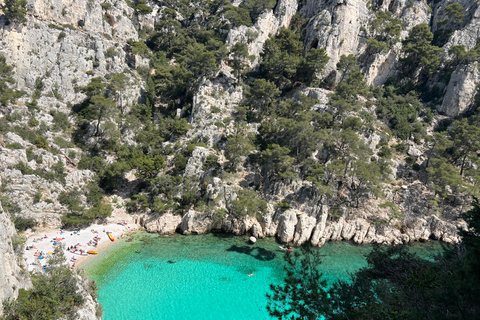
[83,232,445,320]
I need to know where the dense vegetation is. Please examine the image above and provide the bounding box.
[268,200,480,319]
[1,244,101,320]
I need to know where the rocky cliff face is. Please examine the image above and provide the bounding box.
[144,175,465,246]
[226,0,298,66]
[0,131,95,226]
[1,0,145,113]
[0,204,30,314]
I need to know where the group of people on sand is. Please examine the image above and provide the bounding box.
[26,222,133,272]
[67,243,84,254]
[87,234,101,247]
[31,235,48,243]
[70,256,77,269]
[33,251,46,259]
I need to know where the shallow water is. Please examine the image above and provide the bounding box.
[84,232,445,320]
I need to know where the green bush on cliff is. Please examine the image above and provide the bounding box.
[230,189,267,219]
[12,215,36,232]
[2,245,89,320]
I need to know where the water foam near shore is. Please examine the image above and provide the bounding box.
[84,232,445,320]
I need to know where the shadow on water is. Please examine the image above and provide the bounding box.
[226,245,276,261]
[212,233,237,239]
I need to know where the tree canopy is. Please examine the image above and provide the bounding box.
[268,201,480,319]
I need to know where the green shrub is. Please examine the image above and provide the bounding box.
[6,142,24,150]
[135,3,152,14]
[28,117,39,127]
[183,142,207,157]
[378,146,392,159]
[230,189,267,218]
[34,136,49,150]
[48,23,64,31]
[84,202,113,220]
[50,110,70,131]
[26,148,40,163]
[57,31,66,41]
[127,39,151,57]
[12,125,36,145]
[14,161,35,175]
[86,184,105,205]
[274,200,291,211]
[53,136,72,148]
[101,2,112,10]
[59,190,84,213]
[13,216,36,232]
[105,47,118,58]
[173,154,187,174]
[61,214,91,227]
[50,146,60,155]
[204,154,220,170]
[61,24,75,30]
[33,191,42,203]
[394,143,408,153]
[78,155,106,173]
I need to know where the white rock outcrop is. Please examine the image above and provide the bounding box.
[226,0,298,66]
[276,210,298,243]
[439,64,480,116]
[144,213,182,234]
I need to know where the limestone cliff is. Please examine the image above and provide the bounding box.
[0,203,30,314]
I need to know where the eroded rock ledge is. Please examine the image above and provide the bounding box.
[141,208,464,246]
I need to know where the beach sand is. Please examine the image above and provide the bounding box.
[23,221,141,272]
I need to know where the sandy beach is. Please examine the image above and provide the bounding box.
[23,221,141,272]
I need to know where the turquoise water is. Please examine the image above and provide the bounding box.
[84,233,445,320]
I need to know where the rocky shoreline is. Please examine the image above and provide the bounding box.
[140,208,464,246]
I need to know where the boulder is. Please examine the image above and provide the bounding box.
[250,221,265,239]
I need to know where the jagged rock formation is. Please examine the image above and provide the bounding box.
[226,0,298,65]
[1,0,145,113]
[440,63,480,116]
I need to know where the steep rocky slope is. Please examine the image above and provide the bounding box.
[0,203,30,313]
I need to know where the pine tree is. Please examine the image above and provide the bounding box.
[1,0,27,24]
